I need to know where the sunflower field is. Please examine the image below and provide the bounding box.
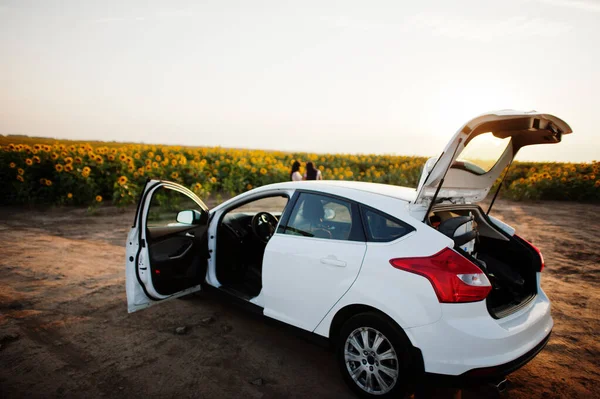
[0,136,598,206]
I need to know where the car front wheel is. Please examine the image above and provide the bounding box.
[337,312,414,398]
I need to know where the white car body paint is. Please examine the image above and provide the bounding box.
[125,110,571,380]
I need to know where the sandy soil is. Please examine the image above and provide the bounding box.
[0,200,598,398]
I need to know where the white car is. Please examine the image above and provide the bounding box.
[126,110,571,398]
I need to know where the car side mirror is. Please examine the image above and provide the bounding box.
[323,208,336,220]
[176,210,202,225]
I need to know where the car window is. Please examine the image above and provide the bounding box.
[361,207,415,242]
[283,193,354,240]
[147,186,200,228]
[454,132,511,175]
[230,196,288,215]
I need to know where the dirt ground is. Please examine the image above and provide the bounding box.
[0,199,598,398]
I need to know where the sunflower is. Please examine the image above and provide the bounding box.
[194,183,202,190]
[210,177,217,183]
[25,158,33,166]
[96,195,103,202]
[55,164,64,172]
[33,156,41,164]
[16,175,24,182]
[171,172,179,179]
[246,184,253,190]
[108,154,115,161]
[9,162,16,168]
[152,162,158,168]
[64,164,74,172]
[74,157,82,164]
[67,193,73,199]
[45,179,52,186]
[118,175,128,185]
[17,168,24,175]
[83,166,91,174]
[155,155,162,161]
[51,153,59,160]
[260,168,267,175]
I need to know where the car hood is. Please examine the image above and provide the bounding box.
[415,110,573,205]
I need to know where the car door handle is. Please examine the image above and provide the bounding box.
[185,232,195,238]
[169,242,193,259]
[320,256,347,267]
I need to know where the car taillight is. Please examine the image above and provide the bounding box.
[390,248,492,303]
[515,235,545,272]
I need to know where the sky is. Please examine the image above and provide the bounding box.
[1,0,599,162]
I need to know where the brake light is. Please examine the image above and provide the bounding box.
[515,235,545,272]
[390,248,491,303]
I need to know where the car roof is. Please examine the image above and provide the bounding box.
[257,180,417,203]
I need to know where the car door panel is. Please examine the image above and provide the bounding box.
[263,234,366,331]
[126,179,209,313]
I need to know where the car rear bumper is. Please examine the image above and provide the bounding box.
[404,283,553,377]
[424,330,551,384]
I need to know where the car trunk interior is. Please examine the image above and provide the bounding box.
[428,205,540,318]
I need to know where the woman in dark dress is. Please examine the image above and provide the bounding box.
[303,162,322,180]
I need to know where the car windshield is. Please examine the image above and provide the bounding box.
[453,132,511,175]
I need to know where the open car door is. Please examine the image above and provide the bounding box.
[126,179,210,313]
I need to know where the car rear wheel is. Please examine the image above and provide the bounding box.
[337,312,413,398]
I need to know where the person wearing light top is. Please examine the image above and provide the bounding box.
[290,161,303,181]
[303,161,322,180]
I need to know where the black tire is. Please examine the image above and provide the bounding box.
[336,312,416,398]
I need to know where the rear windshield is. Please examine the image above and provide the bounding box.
[453,132,511,175]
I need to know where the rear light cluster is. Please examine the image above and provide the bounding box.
[390,248,492,303]
[515,234,545,272]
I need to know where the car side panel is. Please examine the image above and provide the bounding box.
[262,234,367,332]
[313,228,450,336]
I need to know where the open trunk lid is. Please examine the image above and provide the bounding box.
[415,110,573,205]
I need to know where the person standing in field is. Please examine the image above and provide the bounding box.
[290,161,303,181]
[303,161,322,180]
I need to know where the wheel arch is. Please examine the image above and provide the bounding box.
[329,304,426,380]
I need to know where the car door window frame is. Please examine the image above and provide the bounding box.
[277,190,366,242]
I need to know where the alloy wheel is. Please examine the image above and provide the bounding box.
[344,327,399,395]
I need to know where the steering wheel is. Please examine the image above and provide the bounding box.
[251,212,279,243]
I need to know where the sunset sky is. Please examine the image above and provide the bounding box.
[1,0,599,162]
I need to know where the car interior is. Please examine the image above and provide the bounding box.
[145,186,209,296]
[215,195,289,300]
